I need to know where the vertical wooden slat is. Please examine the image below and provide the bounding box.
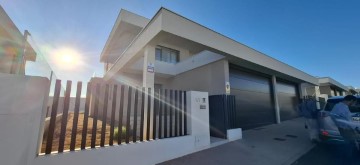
[153,89,158,140]
[139,87,145,142]
[169,90,173,137]
[70,81,82,151]
[158,89,163,139]
[174,90,178,137]
[232,96,236,128]
[45,79,62,154]
[109,85,117,146]
[125,86,132,144]
[46,106,50,117]
[184,91,187,135]
[179,91,183,136]
[81,82,91,150]
[164,89,168,138]
[146,88,151,141]
[118,85,125,144]
[58,80,72,153]
[91,84,100,148]
[133,88,139,143]
[223,95,229,131]
[100,84,109,147]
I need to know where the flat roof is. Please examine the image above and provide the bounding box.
[318,77,349,91]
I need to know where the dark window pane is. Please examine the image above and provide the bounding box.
[162,48,170,62]
[170,52,177,64]
[155,48,161,61]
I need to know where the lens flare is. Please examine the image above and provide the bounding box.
[52,47,82,70]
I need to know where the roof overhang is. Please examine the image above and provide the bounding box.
[104,8,318,85]
[100,9,149,62]
[318,77,349,91]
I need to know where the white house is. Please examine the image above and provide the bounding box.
[99,7,319,130]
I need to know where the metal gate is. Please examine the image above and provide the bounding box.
[209,95,237,139]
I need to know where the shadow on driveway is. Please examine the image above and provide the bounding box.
[291,143,360,165]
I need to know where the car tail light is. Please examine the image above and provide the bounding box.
[321,130,329,136]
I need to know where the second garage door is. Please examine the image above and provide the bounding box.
[277,81,299,121]
[230,68,275,129]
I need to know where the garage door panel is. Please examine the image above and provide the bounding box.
[232,89,273,110]
[230,77,270,93]
[230,70,270,84]
[231,81,275,129]
[277,81,299,121]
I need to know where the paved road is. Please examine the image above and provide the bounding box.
[291,143,360,165]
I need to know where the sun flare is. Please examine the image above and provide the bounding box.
[52,47,82,70]
[61,54,74,63]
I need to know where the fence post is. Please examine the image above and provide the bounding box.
[91,84,100,148]
[81,82,92,150]
[100,84,109,147]
[70,81,82,151]
[109,85,117,146]
[45,80,61,154]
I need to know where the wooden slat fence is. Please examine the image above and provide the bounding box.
[42,80,188,155]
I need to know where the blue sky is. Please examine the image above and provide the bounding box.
[1,0,359,88]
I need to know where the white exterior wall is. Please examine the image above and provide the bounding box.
[162,59,229,95]
[0,73,49,165]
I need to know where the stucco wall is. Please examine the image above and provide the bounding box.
[158,59,229,95]
[319,86,331,96]
[0,73,49,165]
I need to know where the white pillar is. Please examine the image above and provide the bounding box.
[186,91,210,148]
[142,45,155,140]
[315,86,321,109]
[298,83,304,98]
[272,75,281,124]
[142,45,155,89]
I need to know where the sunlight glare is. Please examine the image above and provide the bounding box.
[52,47,82,70]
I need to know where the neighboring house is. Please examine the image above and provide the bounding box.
[304,77,349,98]
[99,8,320,130]
[0,5,36,75]
[347,86,359,95]
[317,77,349,97]
[302,77,349,109]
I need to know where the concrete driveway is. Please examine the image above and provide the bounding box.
[158,118,315,165]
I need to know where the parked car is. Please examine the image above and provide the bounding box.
[317,96,360,144]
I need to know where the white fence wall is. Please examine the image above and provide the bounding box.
[32,91,210,165]
[0,74,211,165]
[0,73,49,165]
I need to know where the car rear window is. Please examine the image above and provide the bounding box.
[324,98,360,113]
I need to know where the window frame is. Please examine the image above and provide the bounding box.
[155,46,180,64]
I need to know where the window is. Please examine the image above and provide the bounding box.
[155,46,179,64]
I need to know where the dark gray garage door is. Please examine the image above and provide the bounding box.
[276,81,299,121]
[230,69,275,129]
